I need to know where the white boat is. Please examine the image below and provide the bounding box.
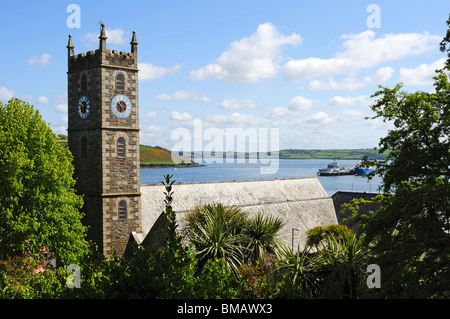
[318,160,353,176]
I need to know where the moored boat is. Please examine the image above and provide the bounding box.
[318,160,354,176]
[355,167,374,175]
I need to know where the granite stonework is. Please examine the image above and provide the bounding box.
[67,24,141,257]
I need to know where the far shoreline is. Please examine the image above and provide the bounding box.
[140,162,206,169]
[139,157,371,169]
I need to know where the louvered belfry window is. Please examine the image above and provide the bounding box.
[117,137,126,158]
[118,200,127,220]
[81,73,87,93]
[116,73,125,91]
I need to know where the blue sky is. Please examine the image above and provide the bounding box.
[0,1,449,150]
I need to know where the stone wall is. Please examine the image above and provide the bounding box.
[103,195,142,256]
[102,130,140,194]
[67,31,142,257]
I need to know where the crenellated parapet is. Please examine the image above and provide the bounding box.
[67,23,138,73]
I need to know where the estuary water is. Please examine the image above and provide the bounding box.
[140,158,382,197]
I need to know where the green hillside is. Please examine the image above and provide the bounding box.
[140,145,201,167]
[279,149,389,160]
[56,135,388,163]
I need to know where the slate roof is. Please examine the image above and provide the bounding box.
[136,177,338,251]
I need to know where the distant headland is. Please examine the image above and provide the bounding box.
[57,135,387,167]
[139,146,389,167]
[139,145,204,168]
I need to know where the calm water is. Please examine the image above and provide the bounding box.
[140,158,382,196]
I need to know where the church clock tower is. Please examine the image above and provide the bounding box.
[67,24,142,257]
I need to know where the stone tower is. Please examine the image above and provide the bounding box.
[67,24,142,257]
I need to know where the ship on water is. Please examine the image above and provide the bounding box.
[317,160,374,176]
[355,167,374,175]
[317,160,354,176]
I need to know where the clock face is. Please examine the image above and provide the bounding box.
[78,95,90,119]
[111,95,132,119]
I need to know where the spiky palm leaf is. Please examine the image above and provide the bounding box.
[184,203,247,275]
[315,232,368,299]
[243,212,285,264]
[190,214,244,275]
[278,245,321,297]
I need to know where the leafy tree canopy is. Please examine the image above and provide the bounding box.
[356,15,450,298]
[0,98,88,265]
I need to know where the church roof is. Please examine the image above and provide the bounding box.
[332,191,382,233]
[139,177,338,250]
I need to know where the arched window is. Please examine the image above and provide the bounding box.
[116,73,125,91]
[81,136,87,158]
[118,200,127,220]
[117,137,126,158]
[81,73,87,93]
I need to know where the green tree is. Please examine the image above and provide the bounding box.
[150,174,198,298]
[0,99,88,265]
[440,14,450,69]
[357,17,450,297]
[305,224,354,249]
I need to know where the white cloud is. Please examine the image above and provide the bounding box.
[364,66,394,84]
[156,90,210,102]
[219,98,256,109]
[305,112,337,125]
[203,112,268,127]
[139,63,181,81]
[144,111,157,119]
[265,96,314,119]
[308,77,364,91]
[37,96,50,104]
[143,126,161,134]
[0,86,14,101]
[141,111,157,124]
[295,112,337,126]
[83,27,126,45]
[190,22,302,82]
[273,120,290,128]
[365,117,392,130]
[308,67,393,91]
[154,93,172,101]
[340,108,364,120]
[170,111,193,121]
[105,28,126,45]
[54,102,67,113]
[326,95,370,107]
[284,30,440,81]
[54,94,67,113]
[27,53,51,66]
[287,96,314,111]
[265,106,293,119]
[399,58,446,87]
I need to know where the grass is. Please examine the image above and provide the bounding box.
[279,149,389,160]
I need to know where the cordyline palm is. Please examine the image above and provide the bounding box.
[184,204,286,276]
[278,245,321,297]
[243,212,285,265]
[184,203,246,275]
[312,227,369,299]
